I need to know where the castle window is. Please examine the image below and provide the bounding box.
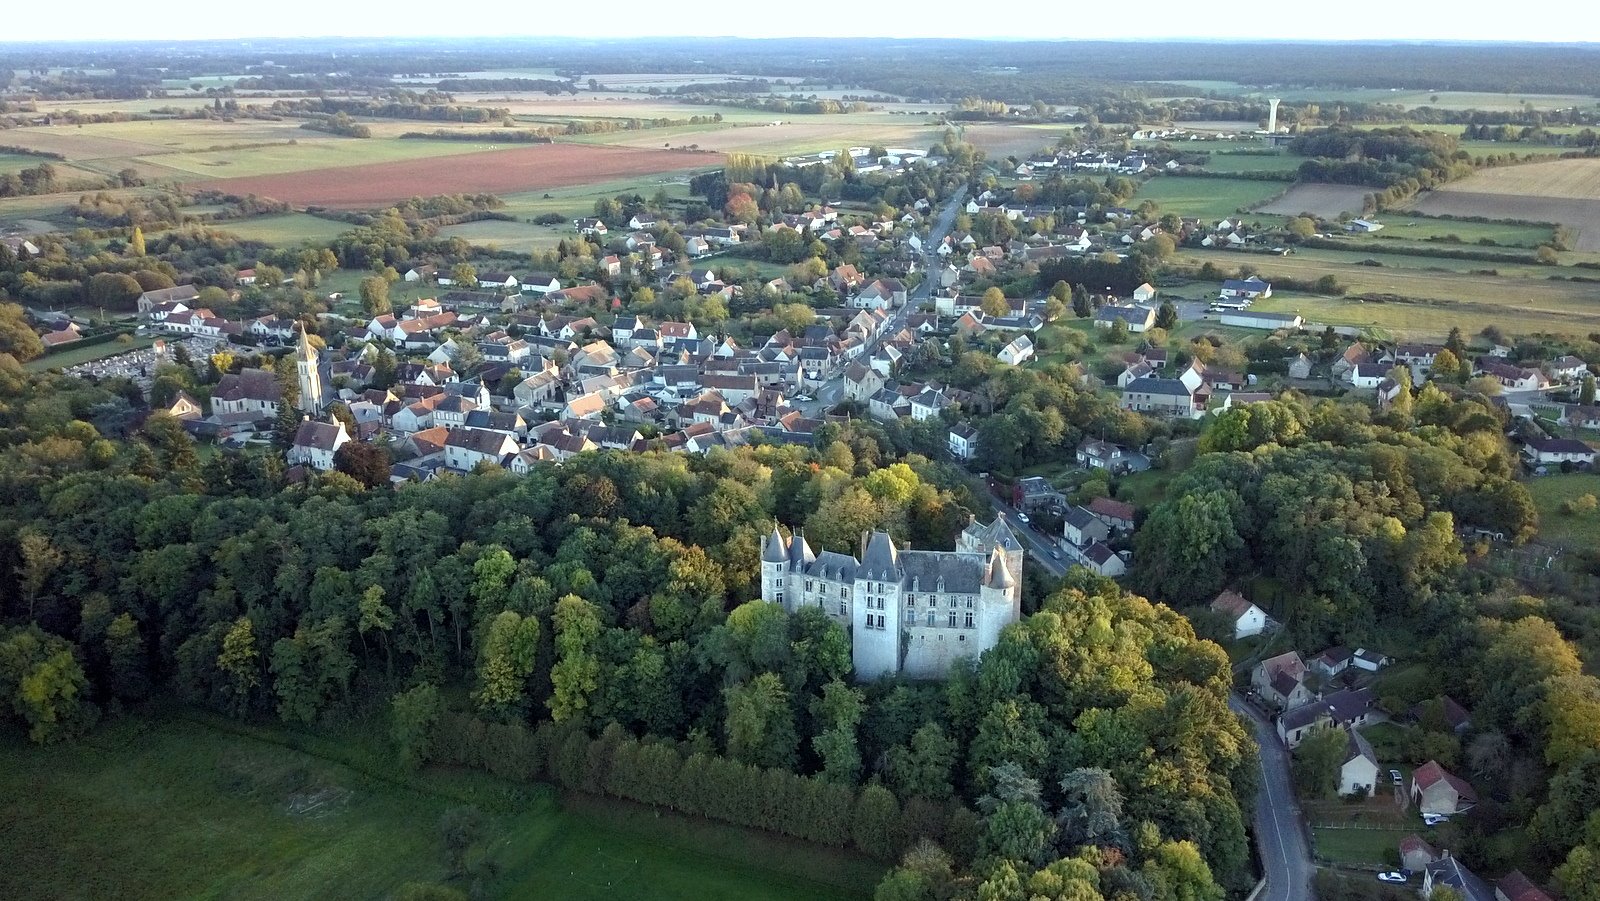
[838,601,846,615]
[964,611,974,628]
[948,612,958,628]
[966,598,974,609]
[805,579,813,591]
[926,611,936,627]
[948,596,958,609]
[906,595,915,607]
[876,614,885,629]
[776,592,784,604]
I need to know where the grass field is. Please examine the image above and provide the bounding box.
[1331,215,1555,248]
[1199,152,1300,174]
[147,137,501,179]
[1152,83,1600,112]
[1403,159,1600,251]
[213,213,355,247]
[0,713,876,901]
[436,218,564,254]
[1135,175,1290,221]
[1526,473,1600,549]
[1312,828,1412,867]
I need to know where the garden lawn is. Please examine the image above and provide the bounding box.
[1312,827,1413,867]
[0,712,875,901]
[1525,473,1600,550]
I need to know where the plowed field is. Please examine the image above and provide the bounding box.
[199,143,719,207]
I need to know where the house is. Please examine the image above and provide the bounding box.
[855,279,907,310]
[628,212,658,230]
[1075,438,1149,474]
[1287,353,1314,380]
[163,391,205,421]
[286,419,350,472]
[1120,377,1203,419]
[476,271,520,291]
[998,335,1035,366]
[1252,651,1312,710]
[1345,218,1384,233]
[1332,343,1372,381]
[1278,686,1379,747]
[1521,436,1595,469]
[1474,357,1549,391]
[444,427,520,473]
[1423,853,1496,901]
[1209,590,1268,640]
[1094,305,1155,333]
[137,284,201,316]
[211,369,282,418]
[1411,760,1478,816]
[575,218,608,237]
[1310,646,1353,678]
[1496,871,1555,901]
[1219,278,1272,300]
[1349,362,1391,389]
[1062,506,1111,548]
[948,422,979,461]
[1399,835,1442,875]
[1409,696,1473,735]
[564,392,607,421]
[520,272,562,295]
[1132,283,1158,303]
[1080,542,1125,577]
[1340,729,1381,797]
[404,264,438,283]
[1546,354,1588,382]
[1087,497,1136,532]
[235,268,257,286]
[1351,648,1390,672]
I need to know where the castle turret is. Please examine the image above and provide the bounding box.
[977,547,1020,654]
[853,531,904,679]
[761,523,789,607]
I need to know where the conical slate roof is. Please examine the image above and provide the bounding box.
[986,549,1015,590]
[861,531,901,579]
[762,524,788,563]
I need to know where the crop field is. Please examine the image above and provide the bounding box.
[1255,183,1371,218]
[963,123,1067,159]
[1329,215,1555,248]
[1152,82,1600,112]
[558,115,943,156]
[150,137,501,179]
[0,713,872,901]
[1403,160,1600,250]
[200,144,720,208]
[1134,175,1289,221]
[213,213,355,247]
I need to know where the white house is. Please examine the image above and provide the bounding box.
[520,272,562,295]
[1210,590,1268,640]
[444,427,520,472]
[1521,436,1595,469]
[948,422,978,461]
[286,419,350,472]
[1340,730,1381,797]
[998,335,1035,366]
[1132,283,1158,303]
[476,271,520,291]
[1346,219,1385,233]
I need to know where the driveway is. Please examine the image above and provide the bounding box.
[1231,693,1314,901]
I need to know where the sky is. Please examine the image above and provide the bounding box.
[4,0,1598,43]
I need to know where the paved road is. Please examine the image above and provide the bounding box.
[1231,693,1313,901]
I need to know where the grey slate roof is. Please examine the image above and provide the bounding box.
[900,550,983,594]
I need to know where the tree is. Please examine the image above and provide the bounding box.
[334,442,390,488]
[1582,375,1596,406]
[1431,348,1464,383]
[1056,767,1127,850]
[217,616,261,716]
[981,287,1010,318]
[0,626,96,744]
[474,610,541,720]
[86,272,144,311]
[1071,284,1091,319]
[1155,301,1178,330]
[887,723,956,800]
[1291,727,1348,798]
[549,595,602,722]
[1286,217,1316,239]
[450,263,477,287]
[129,225,146,256]
[1106,318,1129,344]
[360,276,391,317]
[391,683,443,770]
[725,672,798,769]
[0,303,45,361]
[853,783,903,860]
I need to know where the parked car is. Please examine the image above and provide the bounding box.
[1390,769,1403,783]
[1050,549,1063,560]
[1423,814,1449,826]
[1377,872,1408,884]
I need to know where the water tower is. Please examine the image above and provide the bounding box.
[1267,98,1281,134]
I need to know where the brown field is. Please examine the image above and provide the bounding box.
[1255,182,1370,218]
[962,124,1062,159]
[1405,160,1600,250]
[197,143,721,207]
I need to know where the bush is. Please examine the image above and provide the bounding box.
[1560,494,1599,517]
[533,213,566,225]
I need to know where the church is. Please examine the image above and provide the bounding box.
[295,324,332,413]
[761,515,1023,681]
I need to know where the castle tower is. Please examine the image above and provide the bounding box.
[853,531,903,680]
[296,324,324,414]
[761,523,789,607]
[977,548,1020,653]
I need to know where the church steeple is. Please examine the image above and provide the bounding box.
[296,323,323,414]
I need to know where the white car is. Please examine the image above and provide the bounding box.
[1015,513,1030,524]
[1377,872,1407,884]
[1390,769,1403,784]
[1422,813,1449,826]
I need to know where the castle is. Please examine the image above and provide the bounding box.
[761,515,1023,681]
